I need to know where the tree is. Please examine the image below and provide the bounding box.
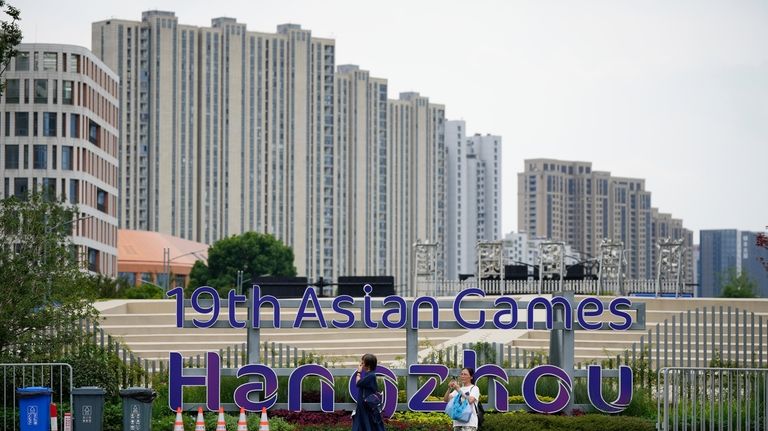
[188,232,296,295]
[0,192,98,360]
[0,0,21,94]
[719,268,757,298]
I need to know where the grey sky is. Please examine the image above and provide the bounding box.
[15,0,768,239]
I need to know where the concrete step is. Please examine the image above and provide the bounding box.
[519,326,761,341]
[116,329,466,343]
[96,309,471,326]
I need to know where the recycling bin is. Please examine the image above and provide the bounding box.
[119,387,157,431]
[16,387,53,431]
[72,387,106,431]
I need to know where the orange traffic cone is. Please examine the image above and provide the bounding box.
[216,407,227,431]
[237,407,248,431]
[173,407,184,431]
[194,407,205,431]
[259,406,269,431]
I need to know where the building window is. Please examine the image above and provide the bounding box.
[87,247,98,272]
[61,146,73,170]
[43,112,56,136]
[15,112,29,136]
[88,120,100,146]
[43,52,57,71]
[118,272,136,286]
[5,79,19,103]
[62,81,73,104]
[97,188,108,213]
[69,179,79,204]
[69,113,79,138]
[15,52,29,71]
[68,54,79,73]
[33,145,47,169]
[42,177,56,200]
[4,145,19,169]
[14,178,28,199]
[34,79,47,103]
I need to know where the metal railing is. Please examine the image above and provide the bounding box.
[626,305,767,389]
[658,367,768,431]
[1,363,73,431]
[411,279,692,297]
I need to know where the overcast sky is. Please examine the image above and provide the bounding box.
[14,0,768,240]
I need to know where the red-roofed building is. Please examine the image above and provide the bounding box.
[117,229,208,288]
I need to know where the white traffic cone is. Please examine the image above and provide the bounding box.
[194,407,205,431]
[173,407,184,431]
[259,406,270,431]
[237,407,248,431]
[216,407,227,431]
[50,404,58,431]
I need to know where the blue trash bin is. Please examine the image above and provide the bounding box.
[16,387,53,431]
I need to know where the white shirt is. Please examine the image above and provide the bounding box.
[450,385,480,427]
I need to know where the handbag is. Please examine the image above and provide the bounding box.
[473,385,485,429]
[364,391,384,424]
[446,392,472,422]
[364,391,383,413]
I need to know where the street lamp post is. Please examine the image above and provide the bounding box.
[411,240,438,297]
[538,241,565,294]
[162,247,208,291]
[477,241,504,294]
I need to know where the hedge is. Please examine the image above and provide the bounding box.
[482,412,656,431]
[145,410,656,431]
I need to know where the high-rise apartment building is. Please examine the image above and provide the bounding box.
[518,158,691,280]
[700,229,768,297]
[387,92,445,286]
[0,44,120,275]
[92,13,337,278]
[93,12,450,285]
[445,120,501,280]
[334,65,389,277]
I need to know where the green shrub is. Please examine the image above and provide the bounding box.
[124,283,165,299]
[60,344,144,399]
[619,388,656,420]
[482,412,655,431]
[389,411,453,430]
[102,402,123,431]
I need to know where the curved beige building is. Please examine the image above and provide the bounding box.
[0,43,119,275]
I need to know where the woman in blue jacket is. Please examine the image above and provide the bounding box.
[351,353,385,431]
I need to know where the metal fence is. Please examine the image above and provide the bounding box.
[658,367,768,431]
[626,305,767,386]
[179,341,317,369]
[412,279,691,297]
[1,363,73,431]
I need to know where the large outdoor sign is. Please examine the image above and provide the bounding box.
[166,286,636,415]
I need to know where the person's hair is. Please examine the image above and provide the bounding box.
[361,353,378,371]
[462,367,475,384]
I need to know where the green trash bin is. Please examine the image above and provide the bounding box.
[72,387,106,431]
[119,388,157,431]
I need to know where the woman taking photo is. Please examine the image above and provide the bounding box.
[352,353,385,431]
[443,367,481,431]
